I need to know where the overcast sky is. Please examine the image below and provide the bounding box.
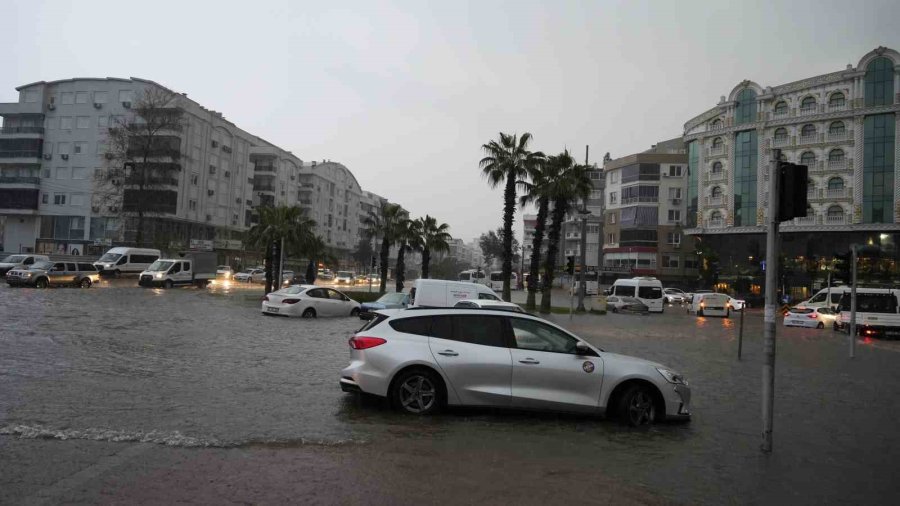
[4,0,898,242]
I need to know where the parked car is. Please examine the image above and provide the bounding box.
[261,285,360,318]
[340,308,691,426]
[6,260,100,288]
[0,254,50,277]
[93,247,160,276]
[606,296,650,314]
[454,299,525,313]
[234,268,265,283]
[335,271,355,286]
[216,266,234,279]
[728,296,747,311]
[610,277,664,313]
[690,293,731,317]
[784,306,837,329]
[663,288,687,304]
[360,292,411,315]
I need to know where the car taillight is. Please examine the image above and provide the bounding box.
[808,313,818,319]
[349,336,386,350]
[263,295,269,301]
[283,298,300,304]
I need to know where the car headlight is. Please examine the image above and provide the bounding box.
[24,272,33,277]
[154,273,164,279]
[656,368,688,385]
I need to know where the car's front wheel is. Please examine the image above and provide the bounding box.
[302,308,316,318]
[350,307,360,317]
[35,278,49,289]
[163,280,173,289]
[79,278,91,288]
[391,369,443,415]
[618,384,657,427]
[817,322,825,329]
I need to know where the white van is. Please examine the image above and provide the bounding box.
[94,247,161,276]
[571,271,600,296]
[835,288,900,338]
[488,271,518,291]
[610,277,664,313]
[410,279,502,308]
[798,286,851,310]
[458,269,487,285]
[690,292,732,317]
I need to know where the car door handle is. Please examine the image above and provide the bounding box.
[519,358,540,365]
[437,350,459,357]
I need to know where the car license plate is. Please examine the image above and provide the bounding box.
[266,307,279,313]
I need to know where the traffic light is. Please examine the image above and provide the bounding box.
[566,256,575,275]
[778,162,808,222]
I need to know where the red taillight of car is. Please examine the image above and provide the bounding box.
[349,336,387,350]
[808,313,818,319]
[282,298,300,304]
[263,295,269,301]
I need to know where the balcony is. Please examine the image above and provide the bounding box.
[772,109,789,119]
[792,215,818,226]
[706,196,725,207]
[254,184,276,193]
[0,188,40,212]
[827,130,850,142]
[707,218,725,228]
[621,196,658,205]
[708,146,726,157]
[798,106,817,116]
[708,170,726,182]
[0,102,43,115]
[827,159,847,170]
[799,134,818,145]
[824,187,850,199]
[0,176,40,186]
[828,102,848,112]
[299,183,315,192]
[0,126,44,135]
[825,214,849,225]
[773,136,790,147]
[254,164,276,174]
[0,150,42,163]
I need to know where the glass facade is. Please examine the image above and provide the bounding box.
[687,141,698,227]
[863,113,895,223]
[865,57,894,107]
[735,89,757,125]
[733,130,758,226]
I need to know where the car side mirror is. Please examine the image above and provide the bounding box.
[575,341,591,355]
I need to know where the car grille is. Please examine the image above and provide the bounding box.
[139,275,153,285]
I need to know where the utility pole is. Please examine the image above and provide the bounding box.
[577,145,590,312]
[761,148,781,453]
[849,245,858,358]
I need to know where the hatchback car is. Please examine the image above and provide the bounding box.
[262,285,360,318]
[216,266,234,279]
[360,292,410,315]
[784,306,836,329]
[234,268,265,283]
[606,296,649,314]
[340,309,691,426]
[663,288,687,304]
[6,261,100,288]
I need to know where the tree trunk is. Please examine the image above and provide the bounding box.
[540,200,568,313]
[306,260,316,284]
[422,247,431,279]
[379,237,390,294]
[135,210,145,247]
[501,173,517,302]
[526,197,548,310]
[395,243,406,293]
[264,241,274,294]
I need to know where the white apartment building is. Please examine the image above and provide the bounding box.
[561,164,604,269]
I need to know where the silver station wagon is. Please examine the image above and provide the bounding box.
[340,308,691,426]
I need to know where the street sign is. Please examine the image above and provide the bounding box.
[761,260,766,272]
[189,239,214,251]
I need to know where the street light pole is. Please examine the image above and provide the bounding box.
[849,244,858,358]
[761,148,781,453]
[577,145,590,312]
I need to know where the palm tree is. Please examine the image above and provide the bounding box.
[393,218,422,292]
[480,132,544,301]
[246,205,316,294]
[303,235,336,284]
[418,215,452,279]
[365,202,408,293]
[518,158,556,310]
[540,151,592,313]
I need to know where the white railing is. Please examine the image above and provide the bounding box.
[708,145,726,156]
[621,196,658,204]
[773,110,789,119]
[566,232,581,240]
[827,131,850,141]
[828,159,847,170]
[773,136,790,147]
[799,134,818,145]
[807,189,817,200]
[707,218,726,228]
[825,187,849,199]
[828,103,848,112]
[825,214,848,225]
[799,106,817,116]
[707,196,725,206]
[793,215,818,226]
[708,171,726,182]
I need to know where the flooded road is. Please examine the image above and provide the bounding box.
[2,282,900,504]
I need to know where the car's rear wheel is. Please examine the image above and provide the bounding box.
[817,322,825,329]
[350,307,360,317]
[392,369,443,415]
[79,278,91,288]
[35,278,48,289]
[618,384,656,427]
[302,308,316,318]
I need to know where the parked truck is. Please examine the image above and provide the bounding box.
[138,251,217,288]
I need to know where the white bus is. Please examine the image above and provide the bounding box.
[488,271,519,291]
[570,271,599,296]
[610,277,665,313]
[458,269,487,285]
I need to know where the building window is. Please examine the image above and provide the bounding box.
[733,130,758,226]
[93,91,107,104]
[189,200,197,211]
[71,194,85,207]
[609,171,618,183]
[710,210,722,222]
[801,124,816,137]
[712,137,723,149]
[827,177,844,190]
[608,213,616,224]
[61,92,74,105]
[828,149,844,162]
[119,90,133,103]
[42,193,49,204]
[76,117,89,129]
[827,205,844,219]
[74,142,88,154]
[606,233,616,245]
[23,90,39,103]
[800,96,817,110]
[863,113,895,223]
[667,210,681,222]
[711,161,723,174]
[75,92,88,104]
[735,88,757,125]
[55,167,70,179]
[800,151,816,166]
[668,165,682,177]
[829,92,845,107]
[60,117,73,130]
[774,127,788,142]
[72,167,87,180]
[53,193,67,205]
[829,121,845,135]
[42,168,51,178]
[669,187,682,200]
[661,255,679,268]
[190,173,198,185]
[710,118,723,129]
[773,101,788,115]
[98,115,108,128]
[711,186,722,198]
[667,232,681,245]
[865,57,893,107]
[608,192,617,204]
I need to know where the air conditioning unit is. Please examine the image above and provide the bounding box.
[43,154,52,160]
[290,176,295,180]
[211,141,219,148]
[111,179,120,186]
[207,189,215,196]
[93,103,102,109]
[60,154,69,160]
[235,197,242,204]
[47,103,56,111]
[122,101,131,108]
[209,165,216,174]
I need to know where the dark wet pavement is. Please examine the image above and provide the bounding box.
[2,282,899,504]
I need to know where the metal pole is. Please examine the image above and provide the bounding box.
[278,236,284,289]
[827,270,832,310]
[738,303,745,360]
[761,148,781,453]
[849,245,857,358]
[577,145,590,312]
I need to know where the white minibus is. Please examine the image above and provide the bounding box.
[797,286,851,310]
[610,277,664,313]
[458,269,487,285]
[488,271,518,291]
[94,247,161,276]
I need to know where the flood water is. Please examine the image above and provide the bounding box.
[2,281,899,504]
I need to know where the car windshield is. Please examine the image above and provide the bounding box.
[337,271,352,277]
[217,266,230,270]
[30,261,53,270]
[378,293,407,304]
[2,255,27,263]
[838,293,898,313]
[790,308,814,314]
[98,253,122,262]
[147,260,174,272]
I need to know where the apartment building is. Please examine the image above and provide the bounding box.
[561,163,604,270]
[602,139,699,283]
[682,46,900,286]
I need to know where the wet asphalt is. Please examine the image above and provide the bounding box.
[1,280,899,505]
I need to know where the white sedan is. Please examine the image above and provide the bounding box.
[784,306,837,329]
[728,297,746,311]
[262,285,361,318]
[234,268,265,283]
